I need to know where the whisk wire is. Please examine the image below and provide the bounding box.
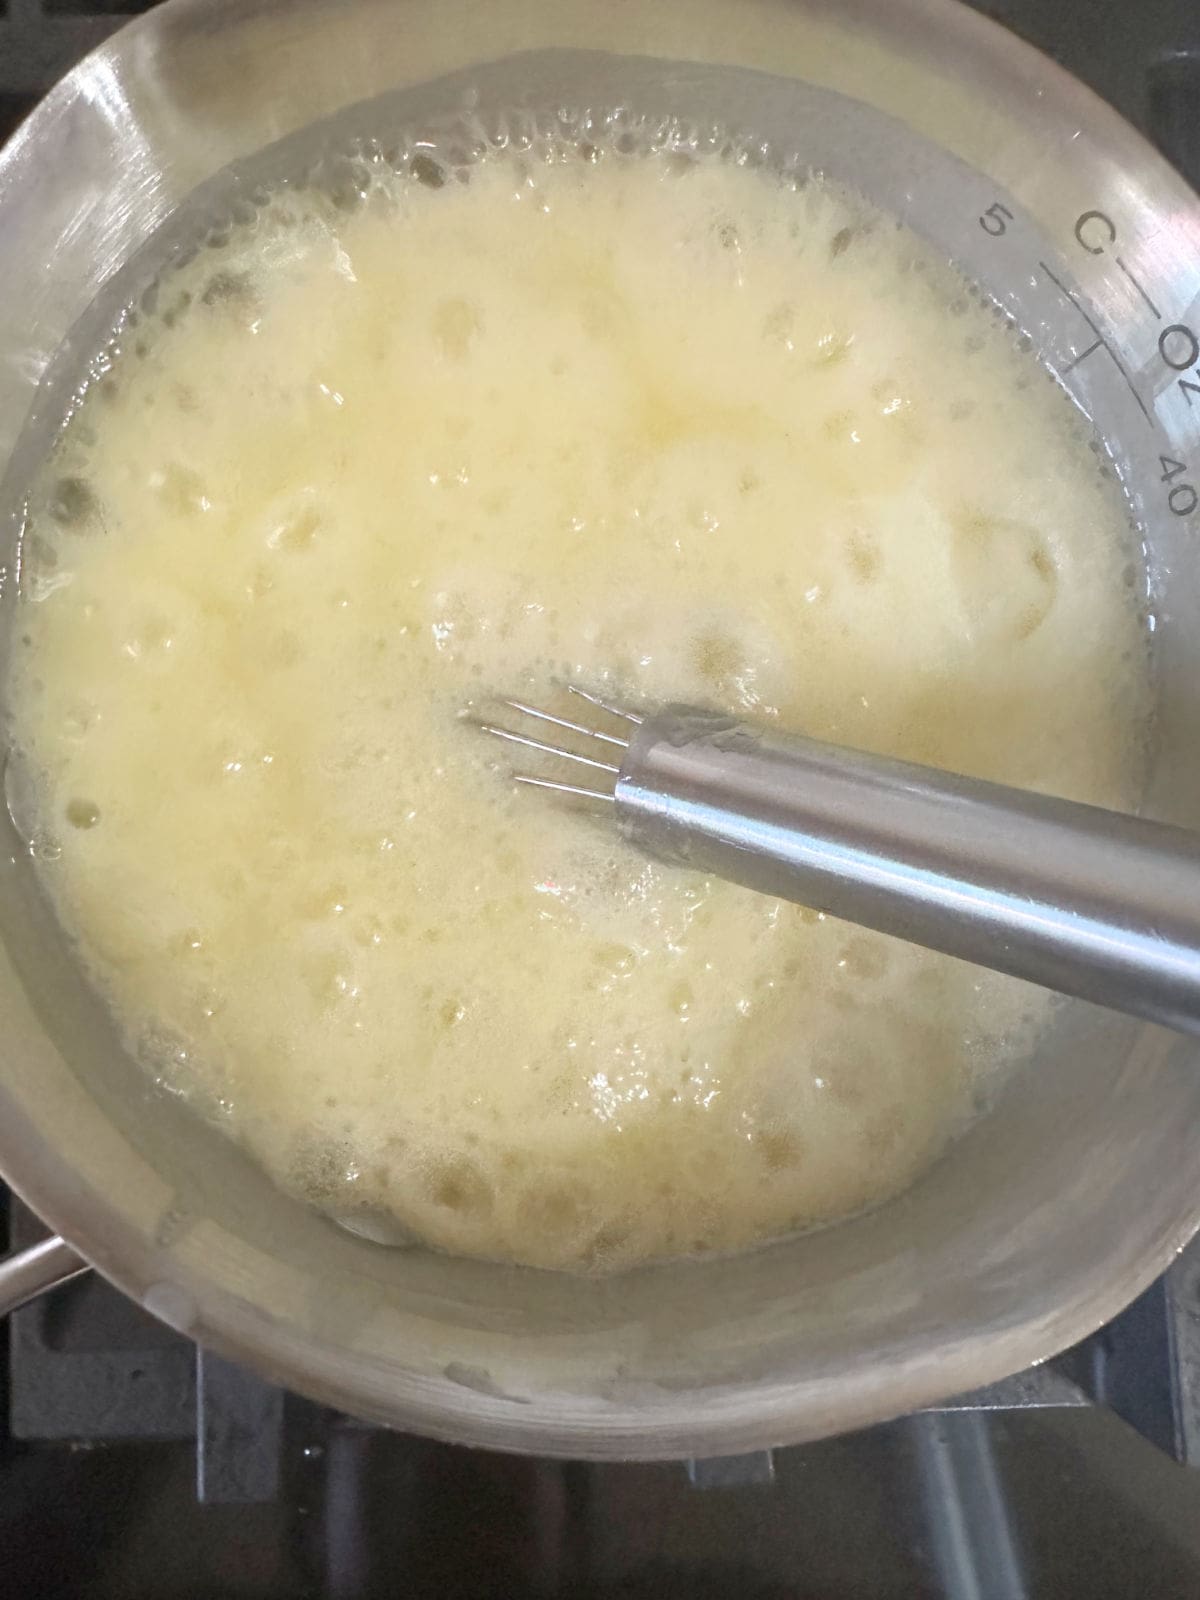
[472,684,636,801]
[566,683,644,724]
[513,774,617,802]
[474,721,620,776]
[499,698,629,749]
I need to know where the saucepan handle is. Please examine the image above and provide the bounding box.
[0,1234,88,1317]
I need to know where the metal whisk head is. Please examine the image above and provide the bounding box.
[470,684,642,802]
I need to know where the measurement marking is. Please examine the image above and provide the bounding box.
[1115,255,1162,320]
[1063,337,1104,373]
[1038,260,1153,425]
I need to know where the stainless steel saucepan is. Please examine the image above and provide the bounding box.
[2,0,1200,1458]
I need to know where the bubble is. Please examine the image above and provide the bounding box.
[846,531,880,584]
[670,980,693,1017]
[324,160,373,212]
[160,289,193,329]
[432,297,482,361]
[47,475,100,529]
[692,629,743,687]
[21,530,72,602]
[838,936,888,981]
[201,269,256,308]
[519,1181,588,1237]
[585,1222,633,1268]
[267,503,320,552]
[410,153,447,189]
[424,1154,493,1215]
[813,329,854,368]
[290,1134,359,1204]
[756,1127,803,1171]
[65,797,100,830]
[137,1025,193,1090]
[439,997,466,1029]
[156,463,209,517]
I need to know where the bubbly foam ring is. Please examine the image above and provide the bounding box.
[6,122,1149,1272]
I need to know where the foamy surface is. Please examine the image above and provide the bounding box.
[5,130,1149,1270]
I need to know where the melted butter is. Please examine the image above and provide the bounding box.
[6,144,1149,1271]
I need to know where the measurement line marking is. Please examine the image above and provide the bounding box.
[1038,260,1154,425]
[1063,337,1104,373]
[1115,256,1162,320]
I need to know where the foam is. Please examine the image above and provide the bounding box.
[5,130,1150,1272]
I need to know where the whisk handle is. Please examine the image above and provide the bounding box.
[616,708,1200,1037]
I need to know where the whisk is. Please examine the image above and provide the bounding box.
[473,686,1200,1038]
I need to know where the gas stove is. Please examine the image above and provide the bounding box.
[5,2,1200,1596]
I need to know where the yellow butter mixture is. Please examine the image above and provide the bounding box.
[5,140,1149,1270]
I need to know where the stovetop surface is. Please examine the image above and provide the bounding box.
[5,2,1200,1595]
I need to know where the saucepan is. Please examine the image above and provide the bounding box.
[2,0,1200,1458]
